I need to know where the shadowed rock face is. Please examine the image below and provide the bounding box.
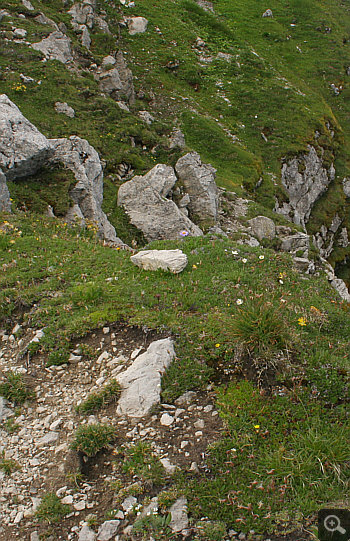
[49,136,123,245]
[276,146,334,228]
[175,152,218,225]
[0,171,11,212]
[0,94,53,182]
[117,164,203,241]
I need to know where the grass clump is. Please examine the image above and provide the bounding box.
[0,371,35,404]
[70,423,116,457]
[35,493,71,524]
[122,442,165,484]
[0,454,20,475]
[75,379,121,414]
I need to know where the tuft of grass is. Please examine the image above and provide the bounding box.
[122,442,165,484]
[35,493,71,524]
[0,371,35,405]
[75,379,121,414]
[0,454,20,475]
[70,423,116,457]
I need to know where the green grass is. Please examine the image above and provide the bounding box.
[0,454,20,475]
[0,371,35,405]
[35,493,71,524]
[70,423,116,457]
[121,442,165,484]
[75,379,121,414]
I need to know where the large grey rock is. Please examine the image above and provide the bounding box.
[0,95,53,182]
[248,215,276,240]
[31,32,73,64]
[69,1,95,29]
[116,338,175,418]
[175,152,218,224]
[276,146,334,227]
[169,497,189,533]
[118,165,203,241]
[130,249,188,274]
[127,16,148,35]
[34,13,59,30]
[0,170,11,212]
[97,520,120,541]
[49,136,122,244]
[280,232,309,257]
[323,261,350,302]
[95,51,135,104]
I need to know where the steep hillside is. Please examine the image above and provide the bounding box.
[0,1,350,540]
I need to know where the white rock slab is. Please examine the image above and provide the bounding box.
[169,497,189,532]
[130,249,188,274]
[127,16,148,35]
[117,338,175,418]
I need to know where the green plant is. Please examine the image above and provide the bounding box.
[70,423,116,457]
[0,454,20,475]
[75,379,121,414]
[231,300,291,356]
[0,371,35,404]
[1,417,20,434]
[132,512,172,540]
[35,493,71,524]
[122,442,165,484]
[195,520,227,541]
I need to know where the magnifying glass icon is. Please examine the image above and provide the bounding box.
[324,514,346,534]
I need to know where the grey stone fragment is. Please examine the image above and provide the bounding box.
[131,249,188,274]
[175,152,218,224]
[127,16,148,35]
[30,532,40,541]
[37,431,59,447]
[95,15,111,34]
[0,397,13,422]
[22,0,34,9]
[169,497,189,532]
[54,102,75,118]
[169,128,186,149]
[34,13,59,30]
[117,339,175,418]
[80,25,91,48]
[117,165,203,241]
[138,110,154,125]
[248,215,276,240]
[196,0,214,12]
[69,2,95,29]
[0,94,53,181]
[0,170,11,212]
[262,9,273,17]
[343,178,350,197]
[175,391,196,405]
[31,32,73,64]
[280,232,309,256]
[78,525,97,541]
[97,520,120,541]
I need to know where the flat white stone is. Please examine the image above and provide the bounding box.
[131,249,188,274]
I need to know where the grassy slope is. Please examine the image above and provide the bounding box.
[0,213,349,534]
[1,0,350,536]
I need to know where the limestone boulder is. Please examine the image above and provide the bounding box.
[95,52,135,104]
[130,249,188,274]
[117,164,203,241]
[116,338,175,418]
[127,17,148,35]
[0,94,53,182]
[31,32,73,64]
[248,215,276,240]
[280,232,309,257]
[169,497,189,533]
[54,102,75,118]
[68,1,96,29]
[175,152,218,224]
[49,136,122,244]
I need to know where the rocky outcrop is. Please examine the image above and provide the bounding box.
[94,52,135,104]
[117,164,203,241]
[49,136,122,244]
[276,146,334,227]
[31,32,74,64]
[116,338,175,418]
[248,215,276,240]
[68,1,95,28]
[0,94,53,182]
[313,214,343,258]
[323,259,350,302]
[175,152,218,225]
[130,249,188,273]
[280,232,310,257]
